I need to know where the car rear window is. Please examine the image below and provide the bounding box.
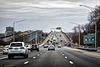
[11,43,22,47]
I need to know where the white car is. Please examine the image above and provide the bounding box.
[58,45,61,48]
[48,45,55,51]
[3,45,10,54]
[27,45,31,50]
[8,42,28,59]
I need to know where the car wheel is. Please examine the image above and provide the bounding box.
[37,49,39,51]
[24,54,27,59]
[26,54,28,58]
[31,50,33,52]
[8,55,11,59]
[12,56,14,59]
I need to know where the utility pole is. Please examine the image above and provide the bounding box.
[36,32,38,45]
[95,23,97,48]
[13,22,15,42]
[70,22,81,47]
[13,19,26,42]
[79,24,81,47]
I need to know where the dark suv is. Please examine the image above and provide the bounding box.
[31,45,39,52]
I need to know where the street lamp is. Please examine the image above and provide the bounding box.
[13,19,26,42]
[79,5,93,10]
[70,22,81,47]
[79,5,97,48]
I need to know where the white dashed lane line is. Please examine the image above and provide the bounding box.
[24,61,29,65]
[40,52,42,54]
[33,57,36,59]
[37,54,40,56]
[65,56,67,59]
[69,61,74,64]
[62,54,64,56]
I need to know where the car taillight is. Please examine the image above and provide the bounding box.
[37,46,38,48]
[20,47,24,49]
[9,47,12,49]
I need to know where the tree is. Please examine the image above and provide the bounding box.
[88,5,100,47]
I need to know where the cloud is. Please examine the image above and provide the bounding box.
[0,0,100,32]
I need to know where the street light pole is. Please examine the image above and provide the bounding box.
[13,19,26,42]
[79,24,81,47]
[70,22,81,47]
[13,22,15,42]
[79,5,97,48]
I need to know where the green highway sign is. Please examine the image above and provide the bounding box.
[84,33,95,44]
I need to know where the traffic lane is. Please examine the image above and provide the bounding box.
[0,47,44,59]
[17,48,77,67]
[0,47,46,67]
[60,47,100,67]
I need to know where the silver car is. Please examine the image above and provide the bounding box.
[48,45,55,51]
[3,45,10,54]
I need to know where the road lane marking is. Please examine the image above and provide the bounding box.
[65,56,67,59]
[33,57,36,59]
[62,54,64,55]
[40,52,42,54]
[69,61,74,64]
[24,61,29,64]
[61,52,62,54]
[0,57,8,60]
[37,54,40,56]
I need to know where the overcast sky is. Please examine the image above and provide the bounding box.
[0,0,100,33]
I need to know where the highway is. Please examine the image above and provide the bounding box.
[0,47,100,67]
[0,31,100,67]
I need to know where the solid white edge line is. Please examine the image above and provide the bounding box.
[24,61,29,64]
[0,57,8,60]
[69,61,74,64]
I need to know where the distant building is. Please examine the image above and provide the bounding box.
[5,26,14,36]
[6,26,13,32]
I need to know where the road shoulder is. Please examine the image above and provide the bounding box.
[64,47,100,59]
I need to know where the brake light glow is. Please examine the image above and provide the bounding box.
[20,47,24,49]
[9,47,12,49]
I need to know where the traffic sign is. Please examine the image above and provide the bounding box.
[84,33,95,44]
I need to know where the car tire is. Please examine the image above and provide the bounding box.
[37,49,39,51]
[31,49,33,52]
[8,55,11,59]
[26,54,28,58]
[24,54,27,59]
[12,56,14,59]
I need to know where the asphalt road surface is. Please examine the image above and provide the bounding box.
[0,47,100,67]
